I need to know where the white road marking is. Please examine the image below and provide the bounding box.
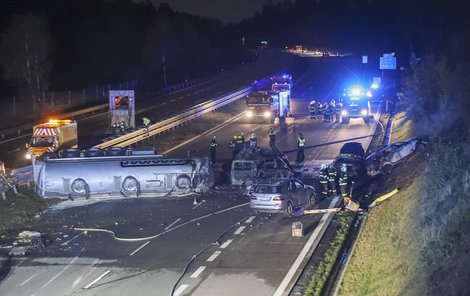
[273,196,340,296]
[20,272,40,287]
[40,256,79,289]
[129,241,151,256]
[161,102,168,105]
[190,266,207,278]
[245,216,256,223]
[220,239,233,249]
[174,284,189,296]
[192,200,206,210]
[234,226,246,235]
[165,218,182,230]
[84,269,111,289]
[61,231,85,245]
[72,275,83,288]
[206,251,221,262]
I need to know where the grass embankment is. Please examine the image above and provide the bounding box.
[304,213,354,296]
[338,110,428,295]
[137,99,246,153]
[0,186,58,237]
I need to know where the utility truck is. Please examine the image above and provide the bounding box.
[25,119,78,160]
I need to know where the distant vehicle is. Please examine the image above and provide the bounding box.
[249,178,316,217]
[245,91,277,123]
[322,51,330,57]
[340,86,374,124]
[366,137,426,175]
[242,168,294,195]
[25,119,78,160]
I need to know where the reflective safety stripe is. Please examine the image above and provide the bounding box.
[320,181,328,184]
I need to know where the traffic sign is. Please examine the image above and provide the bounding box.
[380,53,396,70]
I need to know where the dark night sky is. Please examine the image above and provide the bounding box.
[149,0,283,23]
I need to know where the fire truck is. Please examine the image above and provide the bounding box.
[25,120,78,160]
[245,75,291,124]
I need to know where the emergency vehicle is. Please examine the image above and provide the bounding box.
[25,120,78,160]
[340,86,373,124]
[245,75,291,124]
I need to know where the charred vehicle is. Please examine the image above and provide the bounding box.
[230,145,292,186]
[331,142,367,179]
[34,147,214,199]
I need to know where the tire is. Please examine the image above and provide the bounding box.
[341,117,350,124]
[84,147,104,157]
[61,148,81,158]
[175,174,191,189]
[382,163,393,174]
[308,193,316,208]
[106,147,126,156]
[122,176,139,193]
[284,201,294,218]
[71,178,88,194]
[363,117,370,124]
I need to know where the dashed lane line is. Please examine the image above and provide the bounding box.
[129,241,151,256]
[245,216,256,223]
[190,266,207,278]
[84,269,111,289]
[174,284,189,296]
[206,251,221,262]
[220,239,233,249]
[234,226,246,235]
[165,218,182,230]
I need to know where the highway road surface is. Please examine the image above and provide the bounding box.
[0,56,381,296]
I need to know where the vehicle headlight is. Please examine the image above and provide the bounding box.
[351,88,362,96]
[247,111,253,117]
[341,110,348,116]
[25,153,31,160]
[263,111,272,118]
[361,109,368,116]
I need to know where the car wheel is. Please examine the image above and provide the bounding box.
[308,193,316,208]
[122,176,139,193]
[284,202,294,218]
[363,117,370,124]
[341,117,350,124]
[382,163,393,174]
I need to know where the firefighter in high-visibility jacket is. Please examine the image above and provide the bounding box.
[319,164,329,199]
[328,164,338,196]
[338,164,349,197]
[339,163,351,208]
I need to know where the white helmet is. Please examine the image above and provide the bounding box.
[320,164,327,169]
[341,163,347,172]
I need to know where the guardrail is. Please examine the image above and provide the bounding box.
[97,87,252,149]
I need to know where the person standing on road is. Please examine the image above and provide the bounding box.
[209,136,217,164]
[319,164,329,199]
[142,117,151,136]
[269,127,276,147]
[296,133,306,163]
[328,164,338,196]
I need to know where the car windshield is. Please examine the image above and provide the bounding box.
[254,185,282,194]
[31,137,54,147]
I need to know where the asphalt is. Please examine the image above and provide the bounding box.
[0,55,378,296]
